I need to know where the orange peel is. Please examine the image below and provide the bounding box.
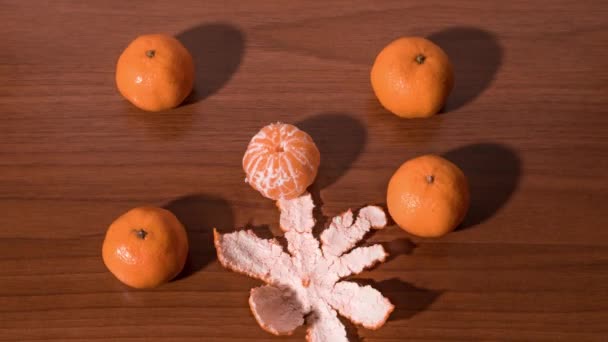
[214,193,393,341]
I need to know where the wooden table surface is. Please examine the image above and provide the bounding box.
[1,1,607,341]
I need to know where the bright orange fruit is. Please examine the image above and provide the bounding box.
[387,155,469,237]
[116,34,194,112]
[243,123,320,200]
[371,37,453,118]
[102,206,188,288]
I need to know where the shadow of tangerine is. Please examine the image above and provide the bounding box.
[428,27,503,112]
[296,113,367,191]
[296,113,367,236]
[163,194,234,279]
[176,23,245,103]
[443,143,521,230]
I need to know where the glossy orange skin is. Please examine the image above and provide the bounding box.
[387,155,469,237]
[371,37,453,118]
[102,207,188,288]
[116,34,194,112]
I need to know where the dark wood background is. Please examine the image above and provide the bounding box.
[1,1,607,341]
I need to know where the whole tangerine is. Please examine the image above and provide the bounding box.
[371,37,453,118]
[387,155,469,237]
[243,122,320,200]
[102,206,188,288]
[116,34,194,112]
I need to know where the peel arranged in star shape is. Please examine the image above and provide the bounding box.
[214,193,394,342]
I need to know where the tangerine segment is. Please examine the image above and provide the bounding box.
[243,123,320,200]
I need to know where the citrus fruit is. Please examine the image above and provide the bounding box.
[371,37,454,118]
[387,155,469,237]
[102,206,188,288]
[243,122,320,200]
[116,34,194,112]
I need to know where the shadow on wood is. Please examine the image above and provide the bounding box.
[338,314,363,342]
[308,185,327,238]
[297,112,367,190]
[163,194,234,279]
[381,238,417,263]
[352,278,442,322]
[297,113,367,236]
[428,27,502,112]
[177,22,245,103]
[443,143,521,230]
[242,222,279,241]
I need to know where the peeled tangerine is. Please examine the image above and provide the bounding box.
[214,193,394,341]
[243,123,320,200]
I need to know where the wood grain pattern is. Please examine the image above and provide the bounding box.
[1,0,607,341]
